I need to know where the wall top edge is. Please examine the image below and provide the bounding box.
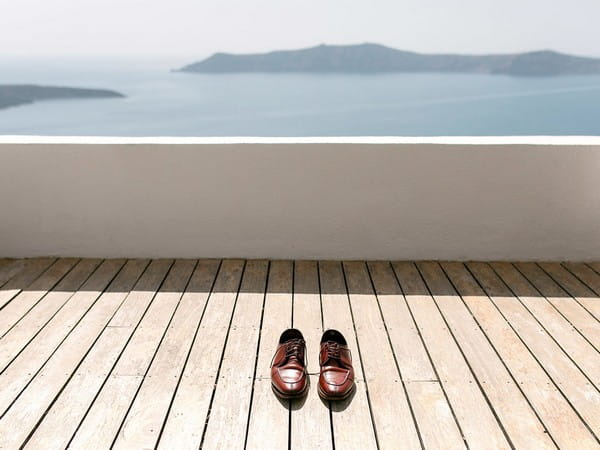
[0,136,600,145]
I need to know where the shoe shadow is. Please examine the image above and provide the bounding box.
[275,395,290,409]
[320,385,356,412]
[290,378,310,410]
[273,392,290,409]
[290,394,308,410]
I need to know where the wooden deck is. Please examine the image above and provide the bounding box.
[0,258,599,449]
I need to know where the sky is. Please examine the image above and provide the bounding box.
[1,0,600,64]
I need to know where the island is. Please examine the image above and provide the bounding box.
[0,85,125,110]
[178,43,600,76]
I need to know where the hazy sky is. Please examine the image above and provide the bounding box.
[2,0,599,62]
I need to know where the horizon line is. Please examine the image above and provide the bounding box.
[2,136,600,146]
[2,42,600,61]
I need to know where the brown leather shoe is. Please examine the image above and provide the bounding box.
[318,329,355,401]
[271,328,309,399]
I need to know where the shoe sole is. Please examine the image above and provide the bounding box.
[317,382,356,402]
[271,378,310,400]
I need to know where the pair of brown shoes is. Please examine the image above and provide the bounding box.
[270,328,355,401]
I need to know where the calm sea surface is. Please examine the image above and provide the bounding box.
[1,59,600,136]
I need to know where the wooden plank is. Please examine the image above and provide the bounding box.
[392,262,510,449]
[0,259,101,371]
[247,380,290,449]
[4,259,597,450]
[110,260,191,376]
[111,260,219,450]
[418,262,554,449]
[368,261,464,450]
[71,375,144,445]
[565,263,600,296]
[252,261,293,379]
[289,261,332,450]
[59,259,171,448]
[405,381,466,450]
[155,260,245,450]
[488,262,600,439]
[201,260,269,450]
[343,261,421,449]
[319,261,378,450]
[28,259,202,450]
[110,259,194,378]
[65,259,193,449]
[0,258,79,336]
[461,262,599,449]
[0,258,56,309]
[511,263,600,388]
[0,259,26,288]
[246,261,293,450]
[23,327,132,450]
[539,262,600,330]
[366,262,436,382]
[0,259,128,410]
[0,259,149,449]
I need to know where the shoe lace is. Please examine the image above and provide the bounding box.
[285,338,305,362]
[324,341,341,360]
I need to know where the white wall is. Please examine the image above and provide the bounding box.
[1,138,599,260]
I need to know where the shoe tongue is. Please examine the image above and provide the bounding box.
[325,357,343,368]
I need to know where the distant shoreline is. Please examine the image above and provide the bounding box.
[178,43,600,77]
[0,85,125,110]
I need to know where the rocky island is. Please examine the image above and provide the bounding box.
[179,43,600,76]
[0,85,125,110]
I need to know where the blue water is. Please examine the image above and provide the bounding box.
[1,59,600,136]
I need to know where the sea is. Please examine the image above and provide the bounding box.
[1,58,600,136]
